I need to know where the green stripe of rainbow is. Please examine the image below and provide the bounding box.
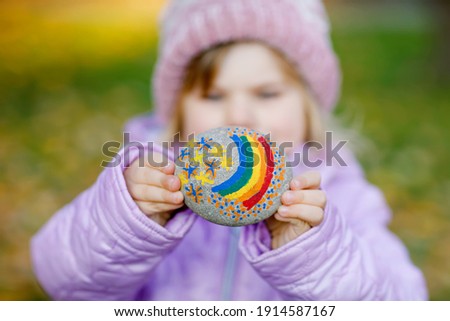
[211,133,274,209]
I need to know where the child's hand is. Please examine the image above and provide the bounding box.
[124,152,184,226]
[265,171,326,249]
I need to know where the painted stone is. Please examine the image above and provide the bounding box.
[174,127,292,226]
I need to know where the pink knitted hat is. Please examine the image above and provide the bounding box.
[153,0,341,123]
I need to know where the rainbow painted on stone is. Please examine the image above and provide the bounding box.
[175,126,291,226]
[211,134,274,210]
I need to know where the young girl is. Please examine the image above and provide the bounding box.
[31,0,427,300]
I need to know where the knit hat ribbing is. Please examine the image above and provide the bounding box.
[153,0,341,123]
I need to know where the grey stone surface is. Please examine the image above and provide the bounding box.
[175,126,292,226]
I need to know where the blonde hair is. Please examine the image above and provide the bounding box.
[162,40,326,145]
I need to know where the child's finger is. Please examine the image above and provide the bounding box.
[154,161,176,175]
[135,200,183,216]
[290,171,321,190]
[130,184,184,204]
[277,203,324,226]
[281,190,326,208]
[272,212,312,229]
[145,155,175,175]
[132,166,180,192]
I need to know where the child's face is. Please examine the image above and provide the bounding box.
[181,43,307,149]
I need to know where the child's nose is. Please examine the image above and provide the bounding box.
[225,97,253,129]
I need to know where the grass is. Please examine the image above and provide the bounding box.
[331,4,450,299]
[1,1,449,300]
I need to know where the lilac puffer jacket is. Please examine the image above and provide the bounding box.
[31,114,428,300]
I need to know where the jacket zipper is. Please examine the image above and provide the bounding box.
[220,227,241,300]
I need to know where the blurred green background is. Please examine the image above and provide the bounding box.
[0,0,449,300]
